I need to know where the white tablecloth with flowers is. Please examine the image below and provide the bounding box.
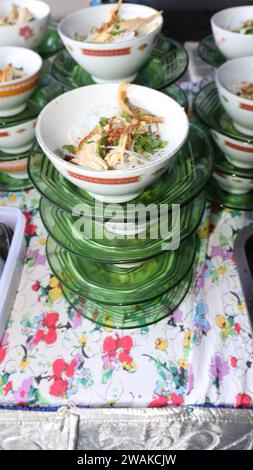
[0,185,252,410]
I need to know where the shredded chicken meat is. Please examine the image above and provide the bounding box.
[0,63,24,82]
[237,82,253,100]
[0,3,33,26]
[75,0,162,44]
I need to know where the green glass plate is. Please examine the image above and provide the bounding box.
[28,124,213,221]
[160,84,188,111]
[51,35,188,90]
[0,172,32,192]
[194,82,253,144]
[46,234,196,305]
[61,269,193,329]
[37,22,63,59]
[214,149,253,178]
[0,149,29,162]
[40,192,205,263]
[207,177,253,210]
[0,78,66,129]
[198,35,226,68]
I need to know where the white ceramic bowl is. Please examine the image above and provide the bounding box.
[0,47,42,117]
[211,129,253,169]
[35,84,189,203]
[58,3,163,83]
[214,170,253,195]
[211,6,253,59]
[216,57,253,136]
[0,117,36,153]
[0,0,50,49]
[0,157,28,179]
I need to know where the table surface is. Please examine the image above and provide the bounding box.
[0,47,253,409]
[0,184,252,409]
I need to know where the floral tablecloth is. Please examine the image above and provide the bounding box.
[0,186,252,409]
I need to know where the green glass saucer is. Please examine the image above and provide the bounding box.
[198,35,226,68]
[0,149,29,162]
[194,82,253,144]
[28,124,213,221]
[0,172,32,192]
[37,22,63,59]
[207,178,253,210]
[40,192,205,264]
[51,35,188,90]
[46,234,196,306]
[214,149,253,178]
[61,269,193,329]
[160,84,188,111]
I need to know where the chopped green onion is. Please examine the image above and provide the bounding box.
[100,117,110,127]
[63,144,76,154]
[74,32,86,41]
[109,29,127,36]
[98,136,107,158]
[134,133,167,156]
[120,112,131,122]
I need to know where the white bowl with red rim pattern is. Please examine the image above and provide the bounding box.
[211,6,253,59]
[216,57,253,136]
[35,83,189,203]
[0,117,37,153]
[0,46,42,117]
[0,156,28,179]
[58,3,163,83]
[214,169,253,194]
[211,129,253,169]
[0,0,50,49]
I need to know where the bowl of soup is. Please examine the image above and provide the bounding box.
[58,2,163,83]
[216,57,253,136]
[211,6,253,59]
[0,46,42,117]
[35,83,189,203]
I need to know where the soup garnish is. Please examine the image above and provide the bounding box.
[75,0,162,44]
[0,63,24,82]
[234,19,253,34]
[237,82,253,100]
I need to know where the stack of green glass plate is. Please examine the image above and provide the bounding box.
[194,82,253,210]
[198,35,226,68]
[25,32,212,327]
[29,121,213,328]
[60,270,193,330]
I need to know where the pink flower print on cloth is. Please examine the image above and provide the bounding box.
[19,26,34,39]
